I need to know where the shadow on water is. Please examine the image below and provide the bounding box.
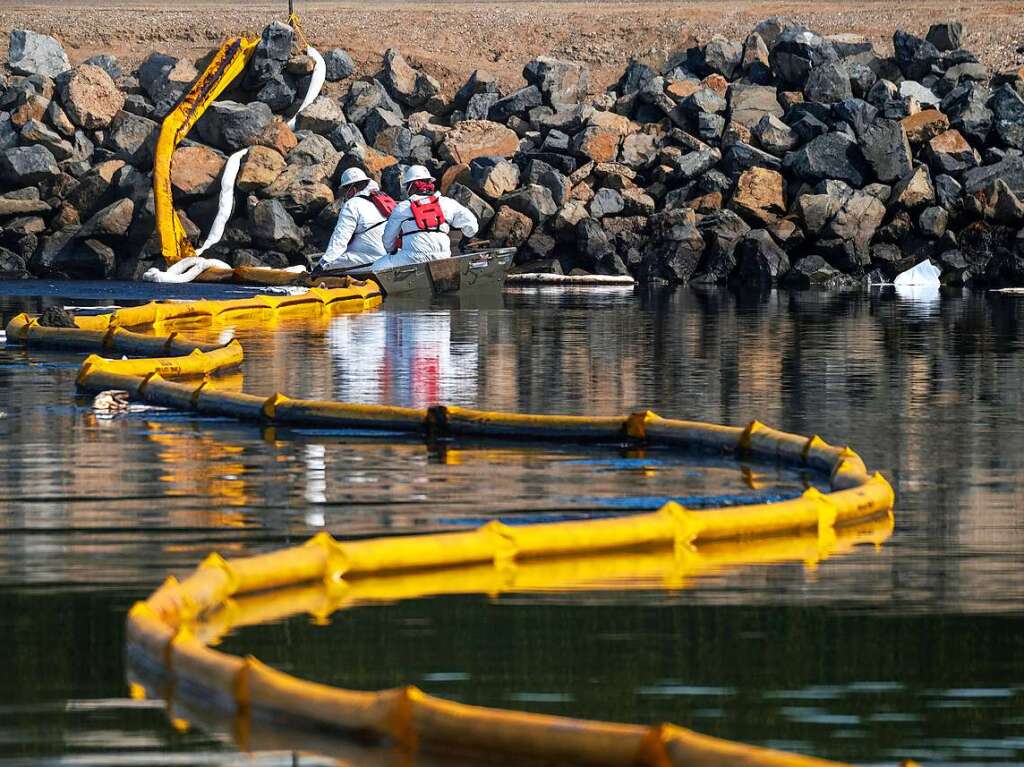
[2,281,1024,764]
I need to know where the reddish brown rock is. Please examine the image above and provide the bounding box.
[901,109,950,144]
[572,125,621,163]
[58,64,125,129]
[489,204,534,246]
[731,166,786,224]
[170,146,225,198]
[237,145,286,192]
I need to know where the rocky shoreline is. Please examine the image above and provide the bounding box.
[2,18,1024,287]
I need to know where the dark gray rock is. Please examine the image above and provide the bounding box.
[196,101,274,151]
[694,209,750,282]
[804,62,852,104]
[82,54,121,80]
[20,119,72,160]
[498,184,557,222]
[324,49,356,82]
[256,76,296,111]
[523,56,588,110]
[832,98,878,138]
[991,84,1024,150]
[785,131,868,186]
[789,113,830,143]
[344,79,402,125]
[454,69,500,110]
[769,26,839,88]
[541,129,571,154]
[590,187,625,218]
[926,21,963,52]
[722,141,783,176]
[615,60,658,96]
[783,254,850,287]
[362,107,404,145]
[250,198,302,253]
[735,228,790,285]
[465,92,500,121]
[919,205,949,236]
[0,145,60,185]
[448,182,495,230]
[697,112,726,143]
[846,62,878,99]
[644,208,705,282]
[680,87,726,117]
[328,123,365,151]
[488,85,543,123]
[672,147,721,181]
[858,119,912,182]
[379,48,440,109]
[893,30,942,80]
[0,113,18,152]
[8,30,70,78]
[941,82,992,145]
[935,173,962,208]
[703,36,742,80]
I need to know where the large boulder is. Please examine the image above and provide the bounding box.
[324,49,356,82]
[990,84,1024,150]
[731,166,786,225]
[644,207,705,282]
[196,101,274,151]
[170,146,225,198]
[250,198,302,253]
[859,119,913,182]
[523,56,588,110]
[803,62,852,104]
[57,64,125,130]
[728,84,783,130]
[20,119,72,160]
[769,26,838,88]
[448,182,495,230]
[497,184,557,223]
[927,129,978,174]
[693,209,750,282]
[926,21,963,52]
[703,36,743,79]
[469,156,520,200]
[237,145,286,191]
[0,145,60,185]
[295,95,345,134]
[572,126,621,164]
[105,110,159,167]
[891,165,936,210]
[8,30,70,78]
[963,154,1024,197]
[785,131,868,186]
[137,52,199,115]
[439,120,519,164]
[488,85,543,123]
[734,228,789,285]
[379,49,440,109]
[344,79,402,124]
[489,205,533,246]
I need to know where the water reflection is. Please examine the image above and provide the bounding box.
[4,283,1024,764]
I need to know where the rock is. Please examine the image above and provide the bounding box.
[804,62,852,103]
[899,80,941,108]
[935,173,962,208]
[691,209,749,282]
[644,208,705,282]
[621,187,656,215]
[469,156,520,200]
[196,101,274,152]
[942,83,993,146]
[919,204,949,236]
[464,92,500,121]
[440,120,519,164]
[263,163,334,217]
[723,141,783,176]
[82,54,121,80]
[826,189,886,264]
[990,84,1024,150]
[379,48,440,109]
[293,95,344,135]
[498,184,557,223]
[528,161,570,206]
[236,145,286,192]
[590,187,625,218]
[859,119,912,182]
[989,179,1024,224]
[19,119,72,160]
[893,30,941,80]
[8,30,70,78]
[82,197,133,237]
[324,49,356,81]
[588,109,634,136]
[137,53,198,114]
[361,107,403,145]
[572,126,621,164]
[57,64,125,129]
[731,166,786,225]
[727,83,783,130]
[448,182,495,230]
[489,205,533,246]
[784,254,848,287]
[679,87,727,120]
[891,165,936,209]
[0,113,18,151]
[0,195,50,217]
[169,146,225,198]
[703,36,742,80]
[0,144,59,185]
[523,56,588,110]
[901,109,950,144]
[796,184,851,236]
[672,147,721,181]
[926,21,963,52]
[65,159,122,217]
[253,117,299,156]
[619,132,659,167]
[45,99,74,137]
[927,129,978,174]
[344,79,402,125]
[489,85,543,123]
[250,198,302,253]
[769,26,839,89]
[735,229,789,285]
[785,131,867,186]
[753,114,796,155]
[105,110,158,167]
[256,76,296,112]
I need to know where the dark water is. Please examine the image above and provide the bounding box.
[2,282,1024,766]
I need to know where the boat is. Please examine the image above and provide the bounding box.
[316,247,516,296]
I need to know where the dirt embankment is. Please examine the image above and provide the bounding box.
[2,1,1023,96]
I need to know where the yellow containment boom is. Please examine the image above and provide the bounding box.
[154,36,259,266]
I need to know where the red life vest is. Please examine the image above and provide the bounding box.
[409,195,447,232]
[367,190,396,217]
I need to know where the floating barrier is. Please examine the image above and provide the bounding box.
[506,273,637,286]
[4,286,896,766]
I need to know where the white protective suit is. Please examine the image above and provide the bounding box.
[319,182,389,271]
[376,193,479,270]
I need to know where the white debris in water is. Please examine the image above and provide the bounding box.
[217,329,235,346]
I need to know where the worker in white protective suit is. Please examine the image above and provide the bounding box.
[315,168,396,273]
[376,165,479,269]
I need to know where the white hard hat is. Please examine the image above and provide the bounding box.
[339,167,371,187]
[402,164,435,186]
